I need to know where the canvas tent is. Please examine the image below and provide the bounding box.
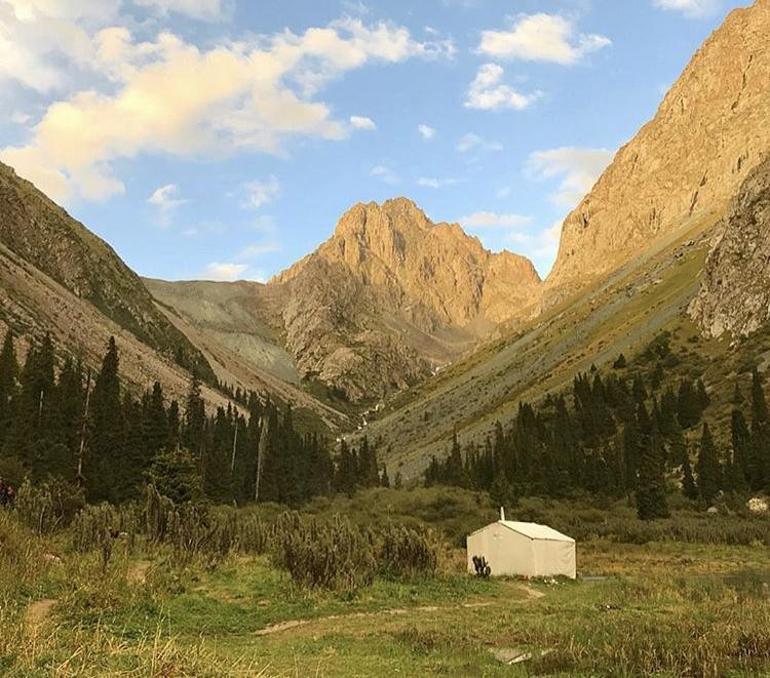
[466,513,576,579]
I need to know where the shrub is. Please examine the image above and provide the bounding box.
[378,525,438,578]
[14,479,85,534]
[271,513,376,591]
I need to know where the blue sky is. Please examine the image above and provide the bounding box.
[0,0,749,281]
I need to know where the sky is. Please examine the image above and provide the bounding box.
[0,0,750,282]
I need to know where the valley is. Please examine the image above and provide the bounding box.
[1,0,770,675]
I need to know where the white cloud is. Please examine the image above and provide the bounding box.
[652,0,721,18]
[242,176,280,209]
[0,15,452,202]
[459,211,531,228]
[527,146,614,207]
[202,262,248,281]
[465,63,540,111]
[417,176,459,189]
[479,13,611,65]
[148,183,187,217]
[370,164,399,184]
[134,0,227,21]
[418,123,436,140]
[350,115,376,130]
[456,133,502,153]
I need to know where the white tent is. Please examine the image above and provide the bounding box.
[466,513,576,579]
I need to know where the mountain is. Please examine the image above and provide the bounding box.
[690,155,770,337]
[359,0,770,477]
[0,161,208,374]
[546,0,770,304]
[0,161,346,427]
[148,198,542,402]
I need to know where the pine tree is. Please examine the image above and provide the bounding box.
[696,423,722,505]
[0,330,18,446]
[636,419,669,520]
[730,405,751,486]
[677,379,701,429]
[749,368,770,490]
[88,337,125,502]
[183,370,206,463]
[681,453,698,500]
[380,464,390,488]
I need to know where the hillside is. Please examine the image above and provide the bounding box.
[149,198,542,403]
[0,162,208,374]
[0,161,345,429]
[546,0,770,304]
[363,0,770,477]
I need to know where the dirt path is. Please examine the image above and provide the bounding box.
[255,583,543,638]
[127,560,151,584]
[25,598,57,634]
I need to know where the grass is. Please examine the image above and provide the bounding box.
[2,489,770,676]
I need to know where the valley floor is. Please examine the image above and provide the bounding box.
[2,494,770,677]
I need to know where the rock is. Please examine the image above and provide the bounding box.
[546,0,770,304]
[689,157,770,337]
[270,198,542,401]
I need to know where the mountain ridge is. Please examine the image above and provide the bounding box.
[149,197,543,402]
[546,0,770,305]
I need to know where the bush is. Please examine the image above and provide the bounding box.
[378,525,438,578]
[14,479,85,534]
[271,513,376,591]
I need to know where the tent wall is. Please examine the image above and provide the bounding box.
[532,539,576,579]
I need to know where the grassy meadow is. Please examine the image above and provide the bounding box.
[1,486,769,677]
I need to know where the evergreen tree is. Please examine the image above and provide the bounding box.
[749,368,770,489]
[696,423,722,505]
[149,447,201,504]
[730,405,751,486]
[88,337,124,502]
[677,379,701,429]
[636,419,669,520]
[681,453,698,500]
[380,464,390,488]
[183,371,206,464]
[0,330,18,445]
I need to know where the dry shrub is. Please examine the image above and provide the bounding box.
[378,525,438,578]
[271,512,376,591]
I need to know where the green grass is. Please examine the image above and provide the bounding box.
[2,491,770,676]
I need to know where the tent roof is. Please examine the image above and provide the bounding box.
[501,521,574,542]
[469,520,574,542]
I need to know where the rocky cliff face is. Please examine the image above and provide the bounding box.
[271,198,542,401]
[0,161,209,373]
[689,155,770,337]
[546,0,770,302]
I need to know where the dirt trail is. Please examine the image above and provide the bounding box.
[127,561,151,584]
[255,583,543,638]
[25,598,57,634]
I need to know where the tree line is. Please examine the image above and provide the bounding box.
[425,349,770,520]
[0,332,385,506]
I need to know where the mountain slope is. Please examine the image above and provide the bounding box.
[362,0,770,477]
[546,0,770,304]
[690,155,770,337]
[0,160,346,430]
[0,161,208,374]
[149,198,542,403]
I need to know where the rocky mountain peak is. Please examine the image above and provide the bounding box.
[546,0,770,303]
[266,197,542,400]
